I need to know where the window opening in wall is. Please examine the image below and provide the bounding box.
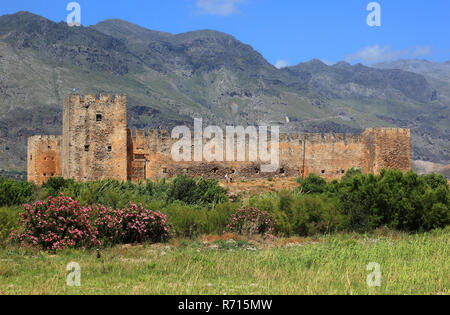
[163,168,168,174]
[108,145,112,152]
[85,145,90,152]
[321,170,326,174]
[255,167,260,174]
[96,114,102,122]
[280,167,285,174]
[43,173,46,177]
[341,170,345,174]
[48,146,51,149]
[30,155,32,161]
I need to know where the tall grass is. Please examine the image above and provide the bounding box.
[0,229,448,295]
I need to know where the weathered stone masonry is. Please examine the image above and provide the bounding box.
[28,93,411,184]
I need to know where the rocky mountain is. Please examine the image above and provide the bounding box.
[373,59,450,82]
[373,59,450,105]
[0,11,448,175]
[285,59,435,103]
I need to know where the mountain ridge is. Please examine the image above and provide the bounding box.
[0,11,448,173]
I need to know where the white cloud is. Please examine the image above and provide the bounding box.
[344,45,432,64]
[274,59,289,69]
[196,0,244,16]
[411,46,432,58]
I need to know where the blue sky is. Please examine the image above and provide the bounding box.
[1,0,448,67]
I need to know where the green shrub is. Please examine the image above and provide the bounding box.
[195,177,229,205]
[0,206,21,244]
[248,193,278,213]
[42,177,75,197]
[421,173,449,190]
[297,174,328,194]
[290,195,345,236]
[164,202,239,238]
[167,174,228,205]
[44,175,227,208]
[0,177,35,206]
[227,207,277,237]
[343,168,363,179]
[164,203,209,238]
[273,193,345,237]
[206,203,240,235]
[332,170,450,232]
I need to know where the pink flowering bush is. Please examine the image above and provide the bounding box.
[227,207,276,237]
[11,194,100,251]
[93,202,172,245]
[12,195,172,251]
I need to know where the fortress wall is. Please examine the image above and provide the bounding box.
[126,127,411,182]
[301,133,368,180]
[128,129,286,181]
[28,93,412,184]
[62,93,128,182]
[27,135,62,185]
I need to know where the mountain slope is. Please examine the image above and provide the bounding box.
[0,12,448,174]
[284,59,434,103]
[373,59,450,105]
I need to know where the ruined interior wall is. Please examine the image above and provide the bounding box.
[27,136,62,185]
[62,94,127,182]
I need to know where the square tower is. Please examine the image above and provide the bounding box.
[27,135,62,185]
[362,128,412,174]
[62,93,127,182]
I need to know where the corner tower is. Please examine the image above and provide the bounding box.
[362,128,412,174]
[62,93,127,182]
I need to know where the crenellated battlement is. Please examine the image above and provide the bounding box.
[28,135,62,144]
[127,127,409,148]
[127,128,386,142]
[65,93,127,108]
[363,127,411,135]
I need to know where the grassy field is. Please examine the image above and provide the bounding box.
[0,228,448,295]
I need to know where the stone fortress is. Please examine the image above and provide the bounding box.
[28,93,412,184]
